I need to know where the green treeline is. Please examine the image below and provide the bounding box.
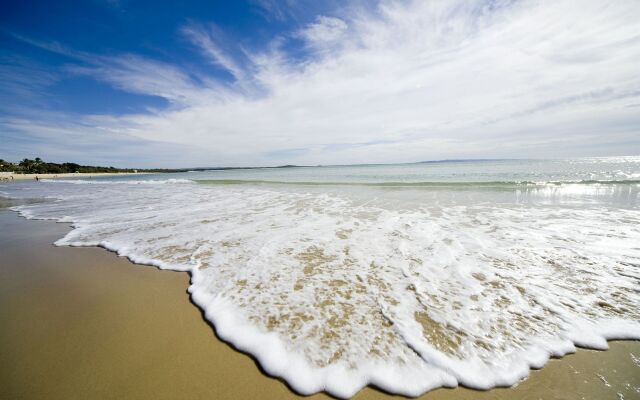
[0,158,179,174]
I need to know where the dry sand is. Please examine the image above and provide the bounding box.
[0,209,638,400]
[0,172,148,181]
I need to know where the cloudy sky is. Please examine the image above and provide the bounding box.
[1,0,639,167]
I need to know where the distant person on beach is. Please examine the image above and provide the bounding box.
[35,176,39,181]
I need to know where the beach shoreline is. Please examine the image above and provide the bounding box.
[0,209,638,399]
[0,172,150,181]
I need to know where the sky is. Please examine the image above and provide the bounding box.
[1,0,639,168]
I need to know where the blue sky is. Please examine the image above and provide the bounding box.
[1,0,639,167]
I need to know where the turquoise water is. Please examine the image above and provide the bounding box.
[174,157,640,184]
[98,157,639,209]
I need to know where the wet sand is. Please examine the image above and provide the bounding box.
[0,209,638,399]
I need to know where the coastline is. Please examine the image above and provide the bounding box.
[0,209,638,399]
[0,172,150,181]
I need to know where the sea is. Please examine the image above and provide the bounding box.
[2,157,639,397]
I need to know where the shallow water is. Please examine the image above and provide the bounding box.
[2,157,639,398]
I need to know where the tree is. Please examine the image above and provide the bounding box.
[19,158,35,173]
[0,159,16,172]
[62,162,80,173]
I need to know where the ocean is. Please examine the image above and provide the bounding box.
[2,157,639,397]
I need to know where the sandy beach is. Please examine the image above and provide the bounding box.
[0,172,149,181]
[0,209,638,400]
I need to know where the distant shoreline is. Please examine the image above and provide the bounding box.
[0,172,150,181]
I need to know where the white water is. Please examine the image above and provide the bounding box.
[2,159,640,398]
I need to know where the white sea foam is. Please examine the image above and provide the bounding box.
[5,177,640,398]
[40,178,194,185]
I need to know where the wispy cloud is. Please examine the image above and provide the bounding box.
[0,56,59,106]
[0,111,212,167]
[251,0,300,22]
[181,22,247,81]
[65,55,213,106]
[3,0,640,166]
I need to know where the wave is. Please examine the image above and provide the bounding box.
[5,181,640,398]
[195,178,640,187]
[41,178,195,185]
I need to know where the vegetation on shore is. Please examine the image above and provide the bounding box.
[0,158,307,174]
[0,158,181,174]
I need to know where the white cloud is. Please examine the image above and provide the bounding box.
[5,0,640,166]
[298,16,348,50]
